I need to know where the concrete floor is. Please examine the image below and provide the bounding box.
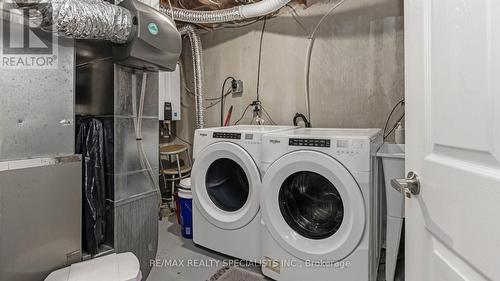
[147,217,261,281]
[147,217,402,281]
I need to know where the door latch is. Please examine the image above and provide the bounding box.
[391,171,420,198]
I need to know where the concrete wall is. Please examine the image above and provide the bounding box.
[177,0,404,144]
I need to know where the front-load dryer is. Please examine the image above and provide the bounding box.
[259,128,383,281]
[191,125,296,262]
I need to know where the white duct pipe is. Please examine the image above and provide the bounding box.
[161,0,291,24]
[239,0,290,18]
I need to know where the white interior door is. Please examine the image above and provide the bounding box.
[405,0,500,280]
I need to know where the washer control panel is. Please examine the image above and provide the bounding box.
[213,132,241,139]
[289,138,331,147]
[333,139,365,156]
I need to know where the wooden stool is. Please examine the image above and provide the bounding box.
[159,144,192,205]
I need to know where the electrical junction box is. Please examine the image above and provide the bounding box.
[159,65,181,121]
[232,80,244,96]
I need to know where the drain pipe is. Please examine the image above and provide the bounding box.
[16,0,133,43]
[161,0,292,24]
[179,25,205,129]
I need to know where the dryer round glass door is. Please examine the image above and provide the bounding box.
[206,158,249,212]
[261,150,365,262]
[192,142,261,230]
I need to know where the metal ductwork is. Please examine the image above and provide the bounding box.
[14,0,182,70]
[16,0,133,43]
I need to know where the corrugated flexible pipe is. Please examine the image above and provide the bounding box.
[179,25,205,129]
[15,0,133,43]
[160,0,291,24]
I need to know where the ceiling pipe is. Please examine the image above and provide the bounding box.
[161,0,291,23]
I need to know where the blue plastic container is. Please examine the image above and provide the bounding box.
[178,188,193,239]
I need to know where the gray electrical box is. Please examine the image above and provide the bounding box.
[113,0,182,71]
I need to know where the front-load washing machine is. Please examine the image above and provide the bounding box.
[259,128,383,281]
[191,125,296,262]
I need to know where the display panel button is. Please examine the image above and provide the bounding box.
[213,132,242,139]
[289,138,331,148]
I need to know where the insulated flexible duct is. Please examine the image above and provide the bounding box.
[16,0,133,43]
[179,25,205,129]
[161,6,242,23]
[161,0,291,23]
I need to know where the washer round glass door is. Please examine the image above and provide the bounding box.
[261,150,365,261]
[279,171,344,240]
[192,142,261,230]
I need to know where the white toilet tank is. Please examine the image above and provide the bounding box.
[45,252,141,281]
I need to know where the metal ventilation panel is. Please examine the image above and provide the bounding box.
[0,26,75,161]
